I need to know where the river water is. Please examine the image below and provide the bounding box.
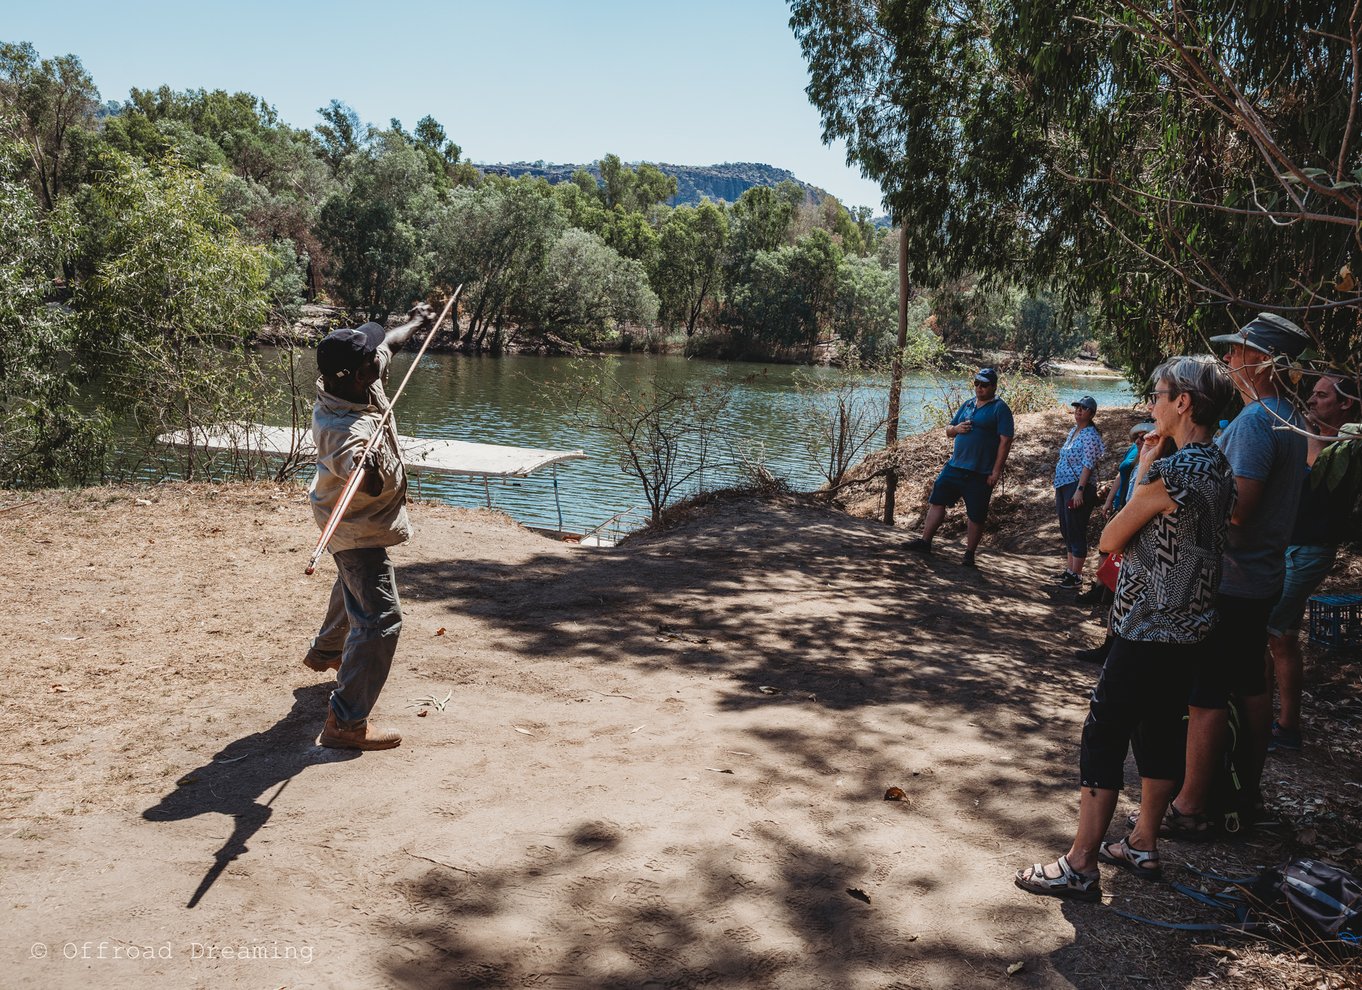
[251,351,1134,534]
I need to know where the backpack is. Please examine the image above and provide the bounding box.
[1117,858,1362,952]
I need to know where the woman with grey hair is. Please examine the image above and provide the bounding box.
[1016,355,1236,901]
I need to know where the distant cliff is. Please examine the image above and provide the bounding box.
[476,160,829,207]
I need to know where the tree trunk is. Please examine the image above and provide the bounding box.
[882,229,909,526]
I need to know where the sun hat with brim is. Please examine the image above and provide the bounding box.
[1071,396,1097,413]
[1208,313,1310,360]
[1129,422,1155,439]
[317,322,385,377]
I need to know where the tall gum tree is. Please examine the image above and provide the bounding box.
[789,1,1362,381]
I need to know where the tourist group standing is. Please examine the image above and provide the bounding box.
[1013,313,1358,901]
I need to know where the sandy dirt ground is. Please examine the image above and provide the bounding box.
[2,419,1359,989]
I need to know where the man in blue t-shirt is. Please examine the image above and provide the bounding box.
[906,367,1016,567]
[1163,312,1310,834]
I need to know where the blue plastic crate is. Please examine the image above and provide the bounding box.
[1307,593,1362,650]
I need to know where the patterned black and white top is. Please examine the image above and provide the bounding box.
[1110,442,1235,644]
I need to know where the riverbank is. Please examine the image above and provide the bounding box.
[257,304,1132,375]
[3,434,1357,988]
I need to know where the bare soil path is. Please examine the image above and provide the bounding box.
[2,471,1357,989]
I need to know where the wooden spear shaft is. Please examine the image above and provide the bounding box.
[305,287,463,575]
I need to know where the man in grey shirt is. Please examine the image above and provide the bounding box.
[1161,314,1309,836]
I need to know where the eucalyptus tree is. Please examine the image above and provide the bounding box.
[317,129,438,322]
[314,100,363,172]
[516,228,658,343]
[0,151,107,486]
[428,179,565,351]
[596,153,678,212]
[74,153,272,480]
[789,1,1362,376]
[0,41,100,211]
[725,184,796,288]
[652,201,729,337]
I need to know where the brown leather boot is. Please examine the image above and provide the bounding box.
[319,712,401,750]
[302,648,341,673]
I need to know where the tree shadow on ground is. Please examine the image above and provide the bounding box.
[142,684,356,908]
[378,493,1211,988]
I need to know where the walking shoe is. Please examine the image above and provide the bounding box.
[905,538,932,554]
[1057,572,1081,589]
[1268,720,1302,753]
[1075,583,1105,605]
[961,550,977,568]
[319,713,402,751]
[303,648,342,672]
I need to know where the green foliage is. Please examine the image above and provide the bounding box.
[600,209,659,267]
[595,153,678,213]
[1311,422,1362,498]
[0,41,100,210]
[652,201,728,337]
[790,1,1362,378]
[314,99,362,171]
[928,279,1016,351]
[725,184,795,285]
[1011,293,1089,372]
[429,181,564,350]
[260,238,308,324]
[0,151,107,485]
[518,228,658,342]
[74,152,273,480]
[830,256,901,359]
[318,130,437,321]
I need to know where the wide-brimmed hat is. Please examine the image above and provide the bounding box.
[317,322,384,377]
[1208,313,1310,360]
[1129,422,1155,439]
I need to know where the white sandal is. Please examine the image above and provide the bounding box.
[1014,854,1102,902]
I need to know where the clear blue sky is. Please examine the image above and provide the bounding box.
[5,0,887,211]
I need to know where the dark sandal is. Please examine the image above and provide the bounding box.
[1014,855,1102,902]
[1098,838,1162,881]
[1125,803,1215,841]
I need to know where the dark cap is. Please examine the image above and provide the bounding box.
[974,367,998,386]
[317,323,384,377]
[1071,396,1097,413]
[1208,313,1310,360]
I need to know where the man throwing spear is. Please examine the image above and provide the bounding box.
[303,304,436,750]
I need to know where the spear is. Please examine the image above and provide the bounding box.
[305,286,463,575]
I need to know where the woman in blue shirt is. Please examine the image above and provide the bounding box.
[1052,397,1106,589]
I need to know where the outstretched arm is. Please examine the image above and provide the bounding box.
[384,302,437,352]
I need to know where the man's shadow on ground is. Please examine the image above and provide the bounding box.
[143,684,357,908]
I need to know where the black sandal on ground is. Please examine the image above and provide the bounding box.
[1014,855,1102,902]
[1098,837,1162,881]
[1125,803,1215,841]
